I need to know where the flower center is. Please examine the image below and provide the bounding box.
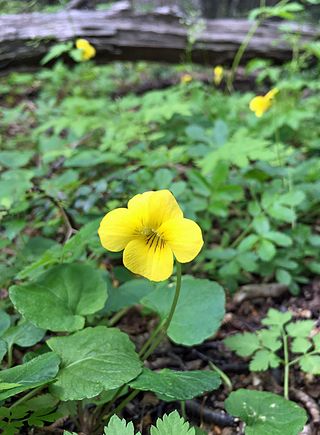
[142,228,165,251]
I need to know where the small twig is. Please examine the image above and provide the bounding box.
[31,184,78,242]
[234,283,288,304]
[290,388,320,427]
[185,400,238,427]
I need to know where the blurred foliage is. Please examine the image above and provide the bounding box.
[1,53,320,294]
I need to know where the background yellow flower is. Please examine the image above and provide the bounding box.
[213,66,224,85]
[249,88,279,117]
[180,74,193,84]
[75,38,96,61]
[98,190,203,282]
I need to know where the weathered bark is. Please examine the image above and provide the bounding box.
[0,2,318,73]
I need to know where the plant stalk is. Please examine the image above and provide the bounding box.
[104,262,183,421]
[282,331,289,400]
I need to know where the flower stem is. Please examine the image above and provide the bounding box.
[104,262,183,422]
[7,345,13,369]
[282,330,289,400]
[227,19,260,92]
[10,386,43,409]
[138,320,164,358]
[288,350,317,367]
[209,361,232,390]
[142,262,182,360]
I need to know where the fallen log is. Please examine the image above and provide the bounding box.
[0,3,319,73]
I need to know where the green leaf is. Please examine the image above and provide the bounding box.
[224,333,261,357]
[257,239,276,261]
[0,353,60,401]
[0,151,34,169]
[262,309,292,328]
[104,279,154,314]
[141,277,225,346]
[286,320,314,338]
[275,269,292,286]
[25,393,59,411]
[0,310,11,335]
[252,216,270,235]
[225,389,307,435]
[2,320,45,348]
[291,338,312,354]
[151,411,195,435]
[10,263,108,332]
[313,333,320,351]
[249,349,281,371]
[200,129,274,174]
[47,326,142,400]
[104,415,140,435]
[265,232,292,247]
[0,339,7,363]
[0,169,33,209]
[130,368,220,401]
[238,235,259,252]
[41,42,73,65]
[259,329,282,352]
[299,355,320,374]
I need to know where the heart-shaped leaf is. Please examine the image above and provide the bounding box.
[0,353,60,401]
[2,320,45,348]
[225,389,307,435]
[142,277,225,346]
[47,326,142,400]
[130,368,220,401]
[10,263,108,332]
[104,279,154,314]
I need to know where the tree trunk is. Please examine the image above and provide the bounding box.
[0,4,318,73]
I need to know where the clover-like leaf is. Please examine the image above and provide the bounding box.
[299,355,320,374]
[130,368,220,401]
[259,329,282,352]
[47,326,142,400]
[10,263,108,332]
[291,337,312,354]
[225,389,307,435]
[286,320,314,338]
[257,239,276,261]
[0,353,60,401]
[142,277,225,346]
[313,333,320,351]
[224,332,261,357]
[151,411,195,435]
[249,349,281,371]
[104,415,140,435]
[262,309,292,328]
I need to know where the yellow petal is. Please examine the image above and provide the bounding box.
[249,96,270,117]
[128,190,183,230]
[123,238,173,282]
[83,45,96,60]
[213,66,224,85]
[98,208,138,252]
[159,217,204,263]
[265,88,279,100]
[76,39,90,50]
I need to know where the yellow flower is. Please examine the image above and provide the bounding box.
[181,74,193,84]
[213,66,224,86]
[249,88,279,118]
[98,190,204,282]
[75,38,96,61]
